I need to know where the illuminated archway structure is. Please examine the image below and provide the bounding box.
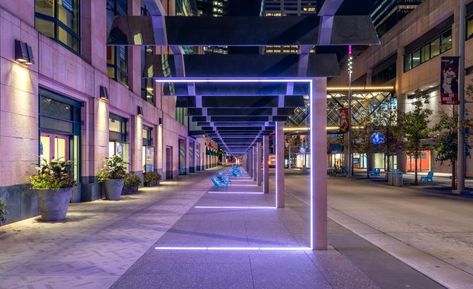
[108,0,379,250]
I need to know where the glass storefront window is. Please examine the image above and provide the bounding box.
[178,138,186,175]
[35,0,80,53]
[39,88,81,181]
[109,114,129,170]
[142,126,154,172]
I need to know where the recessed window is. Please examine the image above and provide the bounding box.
[35,0,80,53]
[467,16,473,40]
[404,28,452,72]
[107,0,128,86]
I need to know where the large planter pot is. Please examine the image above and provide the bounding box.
[144,180,160,187]
[122,186,139,195]
[37,188,73,221]
[104,179,124,200]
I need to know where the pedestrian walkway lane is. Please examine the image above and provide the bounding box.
[111,169,380,289]
[0,171,217,289]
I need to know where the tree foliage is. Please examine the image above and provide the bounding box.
[399,90,432,184]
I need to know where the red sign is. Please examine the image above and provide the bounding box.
[440,56,459,105]
[339,108,349,133]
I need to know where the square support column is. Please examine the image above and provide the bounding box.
[311,78,328,250]
[257,142,262,186]
[276,121,285,208]
[263,135,269,194]
[253,146,257,181]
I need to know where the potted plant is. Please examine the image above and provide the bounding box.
[98,155,127,200]
[122,172,141,194]
[0,199,7,226]
[30,159,75,221]
[143,172,161,187]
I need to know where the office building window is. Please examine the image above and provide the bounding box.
[467,15,473,40]
[35,0,80,53]
[404,28,452,72]
[107,0,128,86]
[141,46,155,104]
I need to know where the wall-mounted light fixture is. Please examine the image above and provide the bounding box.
[137,105,144,116]
[159,117,163,125]
[15,39,34,65]
[99,86,109,101]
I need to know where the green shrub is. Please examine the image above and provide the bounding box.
[124,172,141,188]
[98,155,127,183]
[143,172,161,185]
[0,200,7,225]
[31,159,75,190]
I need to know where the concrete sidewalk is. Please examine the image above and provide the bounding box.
[110,169,443,289]
[0,170,217,289]
[0,168,447,289]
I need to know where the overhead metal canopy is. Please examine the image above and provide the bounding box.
[108,0,379,156]
[145,54,340,78]
[108,15,379,46]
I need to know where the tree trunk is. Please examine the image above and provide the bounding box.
[367,152,371,179]
[452,160,457,190]
[414,151,418,185]
[387,154,391,173]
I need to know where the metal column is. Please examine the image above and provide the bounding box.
[263,135,269,194]
[311,78,328,250]
[276,122,285,208]
[257,142,262,186]
[253,146,257,182]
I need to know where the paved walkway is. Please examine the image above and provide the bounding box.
[0,168,447,289]
[286,171,473,289]
[0,170,217,289]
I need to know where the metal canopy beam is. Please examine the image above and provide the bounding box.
[146,54,340,78]
[170,83,310,96]
[177,95,304,108]
[108,16,379,46]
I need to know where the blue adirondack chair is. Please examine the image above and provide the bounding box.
[369,168,381,177]
[211,177,227,189]
[420,171,434,183]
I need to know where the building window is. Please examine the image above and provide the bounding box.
[404,28,452,72]
[35,0,80,53]
[39,88,81,181]
[467,15,473,40]
[109,114,129,170]
[142,126,154,172]
[141,46,155,104]
[107,0,128,86]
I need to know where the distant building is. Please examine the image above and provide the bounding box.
[196,0,229,54]
[196,0,228,17]
[260,0,317,53]
[371,0,423,37]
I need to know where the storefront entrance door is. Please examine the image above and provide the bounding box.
[166,146,173,179]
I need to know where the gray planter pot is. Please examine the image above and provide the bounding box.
[122,186,139,195]
[37,188,73,221]
[104,179,124,200]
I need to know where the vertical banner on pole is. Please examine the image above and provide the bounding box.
[440,56,460,105]
[339,108,349,133]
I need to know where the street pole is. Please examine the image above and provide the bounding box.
[457,0,466,193]
[347,45,353,177]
